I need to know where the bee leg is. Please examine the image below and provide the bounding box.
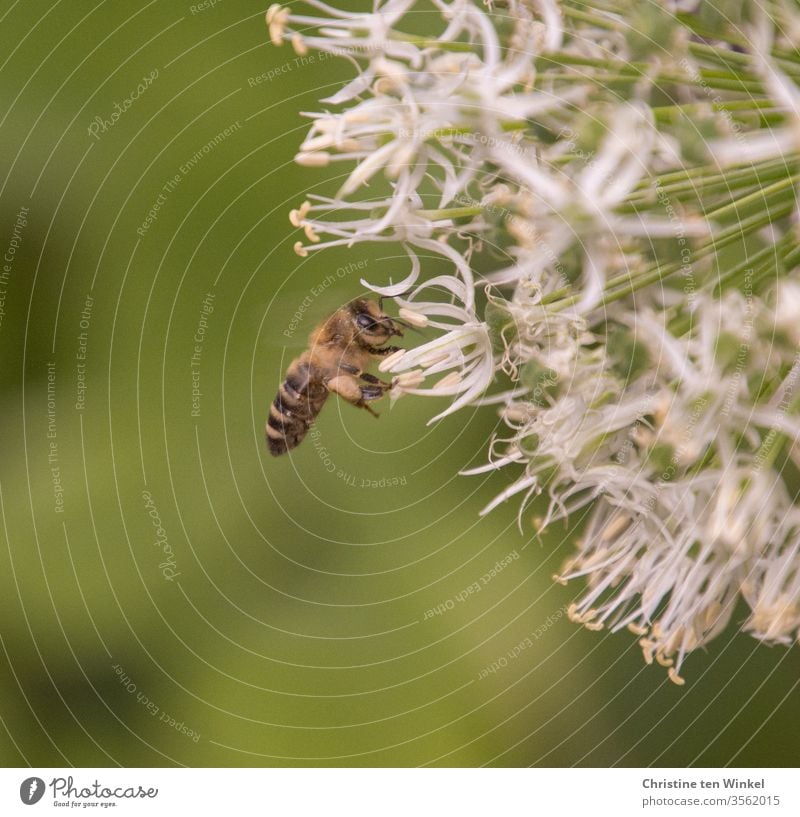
[360,372,392,389]
[366,344,403,357]
[358,385,385,400]
[327,375,362,402]
[357,385,386,418]
[334,364,389,390]
[326,374,384,417]
[327,376,384,418]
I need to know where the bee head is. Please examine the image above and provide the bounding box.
[349,298,403,345]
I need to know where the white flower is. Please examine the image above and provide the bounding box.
[485,104,709,312]
[558,454,800,684]
[743,518,800,645]
[282,0,592,262]
[465,288,800,680]
[364,250,495,421]
[268,0,422,66]
[270,0,800,680]
[773,279,800,345]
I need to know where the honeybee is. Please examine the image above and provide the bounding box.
[267,298,405,456]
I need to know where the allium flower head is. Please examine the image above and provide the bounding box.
[268,0,800,682]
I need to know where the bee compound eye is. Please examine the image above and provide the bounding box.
[356,313,377,330]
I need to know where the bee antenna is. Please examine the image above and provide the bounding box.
[377,288,414,312]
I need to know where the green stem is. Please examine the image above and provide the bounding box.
[782,241,800,269]
[388,33,475,52]
[544,201,796,309]
[701,175,799,222]
[625,158,800,204]
[652,106,784,129]
[542,69,764,93]
[535,53,647,74]
[669,237,795,337]
[631,153,800,189]
[428,122,527,138]
[711,232,795,297]
[605,208,795,306]
[561,5,620,31]
[667,235,794,335]
[415,206,483,220]
[675,11,751,49]
[687,41,800,82]
[652,98,779,115]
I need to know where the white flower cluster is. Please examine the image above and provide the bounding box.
[269,0,800,680]
[482,290,800,682]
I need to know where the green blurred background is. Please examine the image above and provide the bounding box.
[0,1,798,768]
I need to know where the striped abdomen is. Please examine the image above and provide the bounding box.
[266,360,328,456]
